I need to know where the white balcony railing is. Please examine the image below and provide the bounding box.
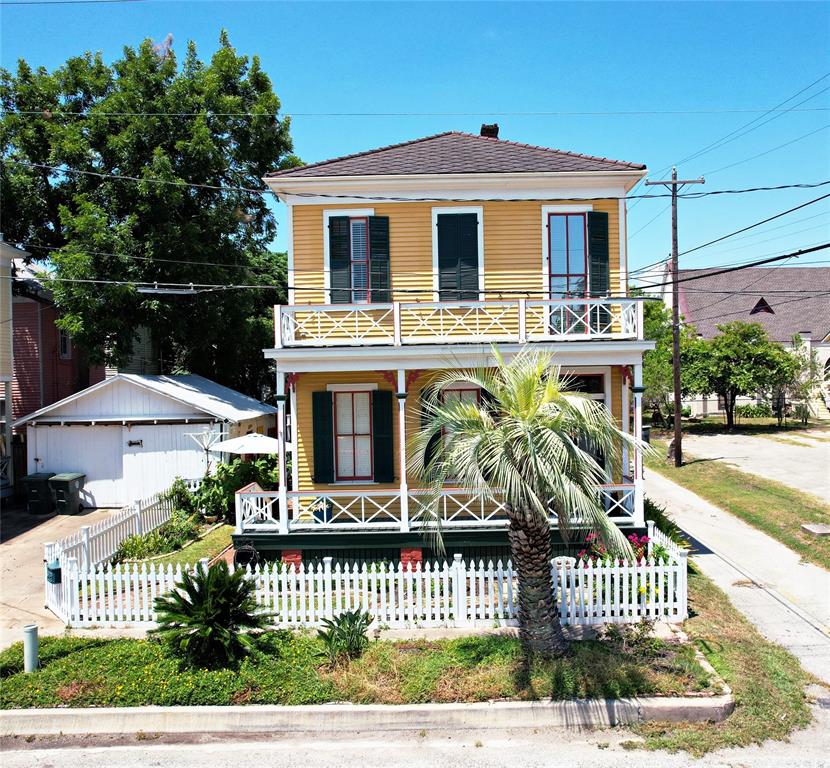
[235,483,642,535]
[274,298,643,348]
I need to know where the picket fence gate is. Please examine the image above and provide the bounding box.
[44,479,202,621]
[55,548,688,629]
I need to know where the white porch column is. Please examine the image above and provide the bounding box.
[621,372,630,481]
[275,370,289,535]
[397,369,409,533]
[632,363,645,526]
[2,381,12,489]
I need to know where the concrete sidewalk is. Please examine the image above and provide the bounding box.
[646,471,830,683]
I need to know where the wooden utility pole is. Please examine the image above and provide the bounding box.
[645,168,704,467]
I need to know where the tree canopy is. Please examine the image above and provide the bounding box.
[1,31,299,396]
[682,322,798,429]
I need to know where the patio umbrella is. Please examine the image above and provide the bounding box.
[209,433,281,455]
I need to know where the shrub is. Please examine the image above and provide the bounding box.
[165,477,199,517]
[195,456,281,520]
[735,402,773,419]
[317,609,373,666]
[112,507,202,562]
[151,561,271,669]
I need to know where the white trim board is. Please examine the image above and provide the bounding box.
[326,383,378,392]
[430,206,485,302]
[322,208,375,304]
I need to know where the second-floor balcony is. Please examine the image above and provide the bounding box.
[274,297,643,349]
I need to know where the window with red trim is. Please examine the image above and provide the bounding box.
[548,213,588,299]
[333,391,373,480]
[350,217,369,303]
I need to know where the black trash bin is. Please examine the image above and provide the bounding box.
[22,472,56,515]
[49,473,86,515]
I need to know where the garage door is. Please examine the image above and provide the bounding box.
[29,425,124,507]
[122,424,219,503]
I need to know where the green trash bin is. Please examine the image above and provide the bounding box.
[22,472,56,515]
[49,473,86,515]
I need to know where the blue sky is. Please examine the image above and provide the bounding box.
[2,1,829,275]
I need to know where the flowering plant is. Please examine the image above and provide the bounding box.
[577,532,668,564]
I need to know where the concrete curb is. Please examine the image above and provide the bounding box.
[0,695,735,735]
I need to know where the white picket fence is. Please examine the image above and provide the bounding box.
[44,479,202,621]
[53,540,688,629]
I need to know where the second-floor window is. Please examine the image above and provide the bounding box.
[328,215,390,304]
[548,213,588,299]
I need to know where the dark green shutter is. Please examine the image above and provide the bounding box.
[372,390,394,483]
[437,213,479,301]
[312,391,334,483]
[329,216,351,304]
[420,388,441,471]
[369,216,391,303]
[587,211,610,297]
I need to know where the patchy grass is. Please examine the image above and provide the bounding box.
[632,571,813,756]
[0,630,710,710]
[647,439,830,571]
[143,525,233,568]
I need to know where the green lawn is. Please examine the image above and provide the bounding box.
[633,570,813,756]
[0,630,710,709]
[144,525,233,568]
[647,439,830,571]
[650,417,830,437]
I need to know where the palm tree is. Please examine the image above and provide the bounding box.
[410,347,641,660]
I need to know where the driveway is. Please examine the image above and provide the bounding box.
[682,428,830,503]
[646,471,830,683]
[0,503,116,649]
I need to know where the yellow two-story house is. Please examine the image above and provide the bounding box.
[240,127,652,566]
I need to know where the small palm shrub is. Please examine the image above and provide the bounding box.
[317,609,373,666]
[151,561,271,668]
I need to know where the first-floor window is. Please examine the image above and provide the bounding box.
[334,391,373,480]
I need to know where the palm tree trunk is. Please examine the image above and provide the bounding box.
[508,507,569,659]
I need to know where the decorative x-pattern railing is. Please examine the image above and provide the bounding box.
[274,298,643,348]
[236,483,642,534]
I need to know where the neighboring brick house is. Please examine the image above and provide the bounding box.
[11,259,106,423]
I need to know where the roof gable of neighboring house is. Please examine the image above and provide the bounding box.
[14,374,277,426]
[675,266,830,343]
[267,131,646,178]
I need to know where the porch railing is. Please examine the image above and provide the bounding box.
[275,297,643,348]
[235,483,643,534]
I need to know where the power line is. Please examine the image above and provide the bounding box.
[0,0,143,4]
[679,192,830,256]
[703,123,830,176]
[6,158,830,201]
[4,107,830,118]
[634,243,830,290]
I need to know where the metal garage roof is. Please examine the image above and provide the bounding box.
[14,373,277,427]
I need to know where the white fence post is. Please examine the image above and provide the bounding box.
[323,557,333,619]
[80,526,91,572]
[65,557,80,625]
[646,520,655,557]
[451,554,465,627]
[678,549,689,619]
[133,502,144,536]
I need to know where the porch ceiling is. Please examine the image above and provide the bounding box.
[264,340,654,373]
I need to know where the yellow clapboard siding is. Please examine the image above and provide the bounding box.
[293,366,627,494]
[292,199,622,307]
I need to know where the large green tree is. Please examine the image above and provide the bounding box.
[411,348,640,660]
[682,322,797,430]
[1,32,298,396]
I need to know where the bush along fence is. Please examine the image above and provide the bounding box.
[44,479,202,621]
[48,522,688,628]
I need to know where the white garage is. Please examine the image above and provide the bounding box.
[14,374,277,508]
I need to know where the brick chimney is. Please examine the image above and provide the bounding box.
[480,123,499,139]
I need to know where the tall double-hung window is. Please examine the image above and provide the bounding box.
[328,215,391,304]
[546,211,610,333]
